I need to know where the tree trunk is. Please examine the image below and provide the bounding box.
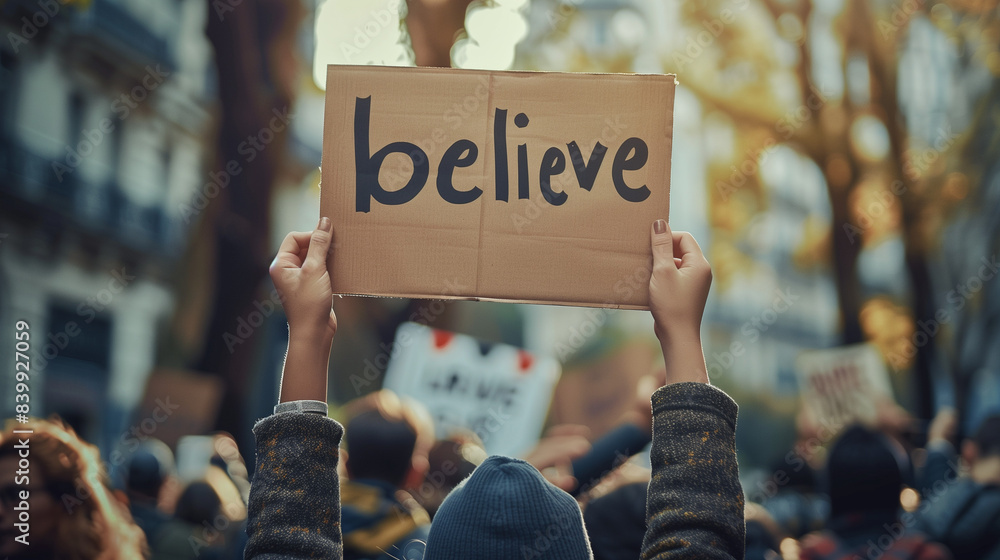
[198,0,302,449]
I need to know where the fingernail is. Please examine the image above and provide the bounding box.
[654,219,666,234]
[319,217,331,232]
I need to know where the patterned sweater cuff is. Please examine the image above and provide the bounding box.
[246,412,345,559]
[651,382,738,431]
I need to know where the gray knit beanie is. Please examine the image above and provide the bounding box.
[423,455,593,559]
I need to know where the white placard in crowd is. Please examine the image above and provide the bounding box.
[382,322,561,458]
[795,343,895,429]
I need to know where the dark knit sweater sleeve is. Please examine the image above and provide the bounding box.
[641,382,745,560]
[245,412,344,560]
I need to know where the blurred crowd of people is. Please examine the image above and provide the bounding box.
[1,391,997,559]
[1,222,998,559]
[0,421,248,560]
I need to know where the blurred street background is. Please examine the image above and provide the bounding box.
[0,0,998,531]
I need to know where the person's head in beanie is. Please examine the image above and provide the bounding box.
[825,424,907,517]
[423,455,593,559]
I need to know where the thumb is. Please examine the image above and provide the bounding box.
[650,219,675,271]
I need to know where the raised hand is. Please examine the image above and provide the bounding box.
[648,219,713,385]
[270,217,337,342]
[524,424,592,491]
[270,218,337,403]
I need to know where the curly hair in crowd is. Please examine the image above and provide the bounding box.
[0,417,147,560]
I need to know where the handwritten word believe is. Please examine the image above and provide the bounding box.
[354,96,651,212]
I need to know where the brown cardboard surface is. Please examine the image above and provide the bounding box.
[321,65,675,309]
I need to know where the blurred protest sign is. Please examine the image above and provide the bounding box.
[136,369,223,448]
[795,344,894,429]
[321,65,675,309]
[382,322,560,457]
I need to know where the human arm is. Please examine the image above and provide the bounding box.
[272,218,337,404]
[640,219,745,560]
[245,219,345,560]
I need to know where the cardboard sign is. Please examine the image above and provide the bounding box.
[382,322,561,457]
[321,65,675,309]
[795,344,895,429]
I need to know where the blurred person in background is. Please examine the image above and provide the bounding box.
[125,438,175,546]
[917,412,1000,559]
[243,217,745,559]
[799,424,951,560]
[0,418,147,560]
[555,369,661,499]
[582,480,648,560]
[578,446,652,559]
[195,433,252,560]
[152,480,226,560]
[759,458,828,539]
[209,433,252,507]
[412,431,483,519]
[744,503,784,560]
[338,389,434,560]
[521,422,592,492]
[203,461,250,560]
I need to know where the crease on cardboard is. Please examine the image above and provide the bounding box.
[662,84,675,220]
[474,73,496,296]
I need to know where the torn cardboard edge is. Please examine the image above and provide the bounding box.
[332,290,653,311]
